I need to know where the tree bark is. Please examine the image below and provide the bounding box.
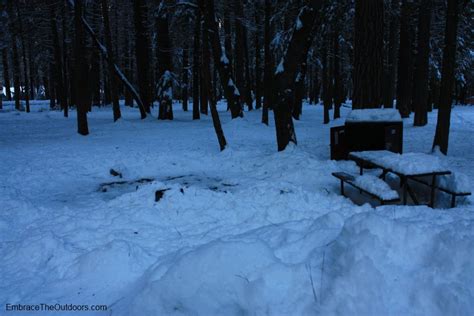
[15,2,30,113]
[156,10,174,120]
[193,8,201,120]
[182,47,189,111]
[262,0,272,125]
[2,49,12,101]
[333,27,342,119]
[273,3,322,151]
[352,0,384,109]
[234,0,252,110]
[432,0,459,154]
[203,0,243,119]
[74,0,89,135]
[7,0,21,111]
[50,5,67,115]
[133,0,152,117]
[254,1,262,110]
[396,0,414,118]
[200,3,227,151]
[383,0,399,108]
[412,0,432,126]
[322,44,330,124]
[101,0,121,121]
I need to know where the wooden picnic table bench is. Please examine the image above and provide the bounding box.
[348,150,454,208]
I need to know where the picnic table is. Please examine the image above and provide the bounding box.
[348,150,451,207]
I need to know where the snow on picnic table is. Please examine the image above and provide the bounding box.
[0,101,473,316]
[350,150,450,175]
[346,108,402,122]
[353,174,399,200]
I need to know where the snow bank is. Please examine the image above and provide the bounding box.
[117,209,474,316]
[346,109,402,123]
[438,172,471,193]
[321,211,474,315]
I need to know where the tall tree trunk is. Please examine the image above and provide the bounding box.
[322,44,330,124]
[200,20,209,115]
[333,28,342,119]
[182,47,189,111]
[101,0,121,121]
[156,11,174,120]
[200,3,227,151]
[8,0,21,111]
[74,0,89,135]
[16,2,30,113]
[233,0,252,110]
[352,0,384,109]
[293,63,306,120]
[273,3,322,151]
[2,49,12,101]
[203,0,243,119]
[48,65,56,109]
[50,5,67,115]
[396,0,414,118]
[193,9,201,120]
[254,1,262,110]
[383,0,399,108]
[124,32,133,107]
[133,0,151,117]
[313,64,320,105]
[223,1,233,78]
[412,0,432,126]
[61,0,70,115]
[432,0,459,154]
[262,0,272,125]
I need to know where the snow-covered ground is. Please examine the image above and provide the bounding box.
[1,100,473,315]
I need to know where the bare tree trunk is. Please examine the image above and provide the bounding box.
[133,0,151,117]
[293,68,306,120]
[262,0,272,125]
[333,27,342,119]
[322,44,330,124]
[432,0,459,154]
[101,0,121,121]
[254,1,262,110]
[74,0,89,135]
[7,0,21,111]
[200,19,209,115]
[156,9,174,120]
[200,3,227,151]
[352,0,384,109]
[234,0,252,110]
[16,2,30,113]
[193,8,201,120]
[412,0,432,126]
[182,47,189,111]
[396,0,414,118]
[2,49,12,101]
[383,0,399,108]
[203,0,243,119]
[273,3,322,151]
[61,0,70,114]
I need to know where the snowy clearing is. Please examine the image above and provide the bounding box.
[1,101,473,315]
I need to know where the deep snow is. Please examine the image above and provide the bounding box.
[0,100,473,315]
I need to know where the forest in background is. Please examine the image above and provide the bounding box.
[0,0,472,153]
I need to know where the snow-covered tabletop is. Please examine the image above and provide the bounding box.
[346,109,402,123]
[349,150,451,176]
